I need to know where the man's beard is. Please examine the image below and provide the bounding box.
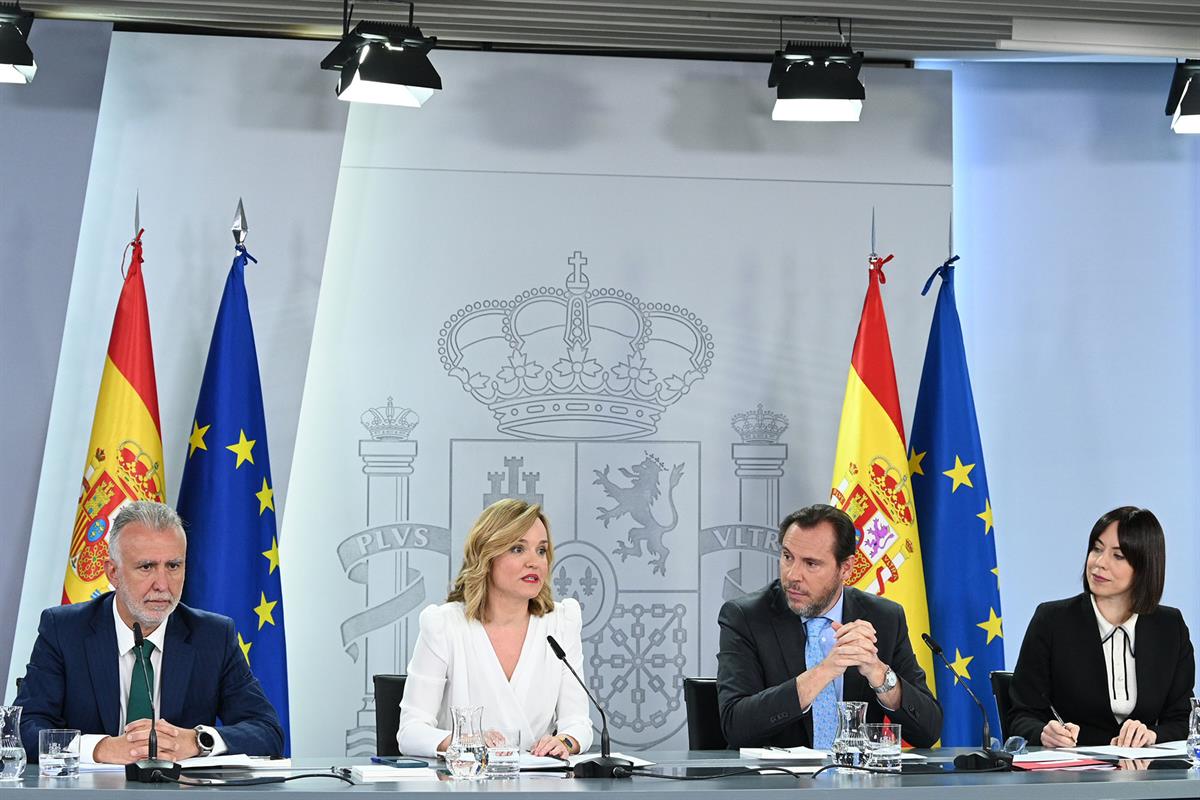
[118,585,178,628]
[786,580,841,619]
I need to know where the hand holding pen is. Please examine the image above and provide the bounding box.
[1041,701,1080,748]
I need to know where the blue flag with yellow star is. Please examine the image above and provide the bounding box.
[177,244,289,752]
[910,257,1004,747]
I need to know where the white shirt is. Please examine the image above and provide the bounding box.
[1090,595,1138,723]
[80,602,226,763]
[396,599,595,757]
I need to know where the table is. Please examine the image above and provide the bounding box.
[2,750,1197,799]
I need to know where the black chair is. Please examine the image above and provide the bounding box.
[373,674,408,756]
[989,670,1014,740]
[683,677,728,750]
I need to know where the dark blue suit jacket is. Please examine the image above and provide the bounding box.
[14,594,284,760]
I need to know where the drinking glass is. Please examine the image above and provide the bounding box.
[445,706,485,780]
[831,701,867,767]
[38,729,80,778]
[861,722,901,772]
[484,728,521,779]
[0,707,24,782]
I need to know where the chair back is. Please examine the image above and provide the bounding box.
[682,677,728,750]
[989,670,1014,741]
[373,674,408,756]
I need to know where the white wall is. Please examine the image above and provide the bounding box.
[945,61,1200,686]
[0,20,112,698]
[6,31,349,694]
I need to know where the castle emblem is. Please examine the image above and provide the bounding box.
[438,251,713,439]
[594,452,685,575]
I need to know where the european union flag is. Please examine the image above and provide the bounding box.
[177,244,289,752]
[910,258,1004,747]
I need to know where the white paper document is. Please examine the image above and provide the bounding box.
[180,755,293,770]
[350,765,440,782]
[1069,744,1189,759]
[739,746,924,762]
[1013,750,1099,765]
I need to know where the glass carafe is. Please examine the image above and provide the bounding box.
[0,706,25,781]
[1187,697,1200,767]
[445,706,485,779]
[831,700,867,767]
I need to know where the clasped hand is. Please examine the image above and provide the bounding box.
[820,620,885,684]
[94,719,200,764]
[1041,717,1156,749]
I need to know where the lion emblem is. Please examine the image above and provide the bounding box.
[593,453,684,576]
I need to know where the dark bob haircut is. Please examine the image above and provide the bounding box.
[1082,506,1166,615]
[779,504,857,564]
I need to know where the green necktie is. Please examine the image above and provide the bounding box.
[126,641,156,724]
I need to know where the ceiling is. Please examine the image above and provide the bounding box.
[17,1,1200,61]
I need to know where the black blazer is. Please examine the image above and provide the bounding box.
[716,582,942,748]
[1009,593,1195,746]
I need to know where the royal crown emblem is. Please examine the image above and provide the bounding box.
[438,252,713,439]
[361,397,419,441]
[731,403,789,444]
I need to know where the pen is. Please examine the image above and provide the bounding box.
[1047,701,1078,746]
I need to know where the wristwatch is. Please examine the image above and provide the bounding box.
[194,726,216,757]
[870,667,898,694]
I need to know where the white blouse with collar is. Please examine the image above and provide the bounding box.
[1090,595,1138,723]
[395,598,595,757]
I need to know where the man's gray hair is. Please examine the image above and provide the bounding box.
[108,501,185,565]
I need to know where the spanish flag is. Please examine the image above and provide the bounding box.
[829,253,935,687]
[63,230,165,604]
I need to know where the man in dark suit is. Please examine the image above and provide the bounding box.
[15,501,283,763]
[717,504,942,748]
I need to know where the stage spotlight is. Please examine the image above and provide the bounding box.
[321,2,440,107]
[0,2,36,85]
[1165,60,1200,134]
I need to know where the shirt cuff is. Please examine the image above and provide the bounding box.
[80,734,106,764]
[200,725,228,756]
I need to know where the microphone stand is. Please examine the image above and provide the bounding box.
[546,636,633,778]
[921,633,1012,772]
[125,622,182,782]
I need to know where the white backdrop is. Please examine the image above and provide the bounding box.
[282,51,951,755]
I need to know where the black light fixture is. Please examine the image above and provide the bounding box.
[1165,60,1200,135]
[768,18,864,122]
[0,2,36,85]
[320,1,440,107]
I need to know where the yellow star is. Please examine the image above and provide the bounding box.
[188,420,210,459]
[226,429,256,469]
[942,455,975,493]
[991,566,1000,584]
[977,498,994,535]
[253,592,278,630]
[237,632,252,665]
[977,608,1004,645]
[256,477,275,515]
[949,648,974,684]
[908,448,926,477]
[261,537,280,575]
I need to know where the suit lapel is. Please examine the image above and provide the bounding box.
[768,582,814,746]
[1073,594,1115,722]
[159,611,195,723]
[85,595,121,735]
[1129,614,1156,724]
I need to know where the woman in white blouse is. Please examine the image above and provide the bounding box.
[396,499,594,758]
[1010,506,1195,748]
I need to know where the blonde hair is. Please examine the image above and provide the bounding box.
[447,499,555,622]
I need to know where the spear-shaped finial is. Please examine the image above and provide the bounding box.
[947,211,954,261]
[133,191,140,239]
[232,198,248,246]
[869,206,877,258]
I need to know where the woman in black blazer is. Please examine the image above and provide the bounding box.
[1010,506,1195,748]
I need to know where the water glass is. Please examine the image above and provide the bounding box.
[861,722,901,772]
[445,706,485,780]
[0,706,23,782]
[38,729,80,779]
[484,729,521,779]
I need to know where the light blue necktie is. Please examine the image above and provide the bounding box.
[805,617,838,749]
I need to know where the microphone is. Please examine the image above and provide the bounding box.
[125,622,182,783]
[546,635,632,779]
[921,633,1012,772]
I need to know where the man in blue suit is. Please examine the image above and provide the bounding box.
[14,501,283,763]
